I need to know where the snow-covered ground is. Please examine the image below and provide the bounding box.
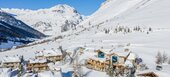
[1,0,170,77]
[0,25,170,77]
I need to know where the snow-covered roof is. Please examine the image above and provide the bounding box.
[89,48,130,62]
[35,50,62,57]
[90,56,106,62]
[98,48,130,57]
[29,58,47,63]
[116,52,129,57]
[127,53,136,60]
[96,49,116,55]
[2,55,21,63]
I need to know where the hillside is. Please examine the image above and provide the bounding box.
[0,11,45,49]
[81,0,170,28]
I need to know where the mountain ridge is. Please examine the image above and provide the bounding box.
[2,4,84,36]
[0,11,45,38]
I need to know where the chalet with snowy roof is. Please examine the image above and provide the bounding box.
[35,50,63,62]
[86,48,137,72]
[27,58,49,72]
[1,56,21,69]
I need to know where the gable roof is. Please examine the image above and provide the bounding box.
[35,50,62,57]
[2,55,21,63]
[29,58,47,63]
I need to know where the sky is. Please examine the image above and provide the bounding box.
[0,0,105,15]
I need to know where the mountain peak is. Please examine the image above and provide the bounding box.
[49,4,77,13]
[51,4,71,9]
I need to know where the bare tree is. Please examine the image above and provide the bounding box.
[162,52,168,63]
[168,57,170,65]
[156,52,163,64]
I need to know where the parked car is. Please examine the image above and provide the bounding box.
[156,65,162,71]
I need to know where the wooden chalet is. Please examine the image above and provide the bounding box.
[1,56,21,69]
[27,58,49,72]
[86,49,133,72]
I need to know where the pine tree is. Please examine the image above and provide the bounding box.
[18,64,24,77]
[127,28,130,33]
[149,27,152,31]
[115,28,118,33]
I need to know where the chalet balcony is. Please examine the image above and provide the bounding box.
[27,64,48,68]
[3,63,20,68]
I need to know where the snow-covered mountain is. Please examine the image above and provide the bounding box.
[2,4,84,36]
[0,11,45,38]
[0,10,45,49]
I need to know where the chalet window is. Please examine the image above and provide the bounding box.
[98,51,105,58]
[112,56,118,63]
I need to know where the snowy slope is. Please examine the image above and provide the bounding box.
[2,4,84,35]
[115,0,170,28]
[80,0,144,26]
[81,0,170,28]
